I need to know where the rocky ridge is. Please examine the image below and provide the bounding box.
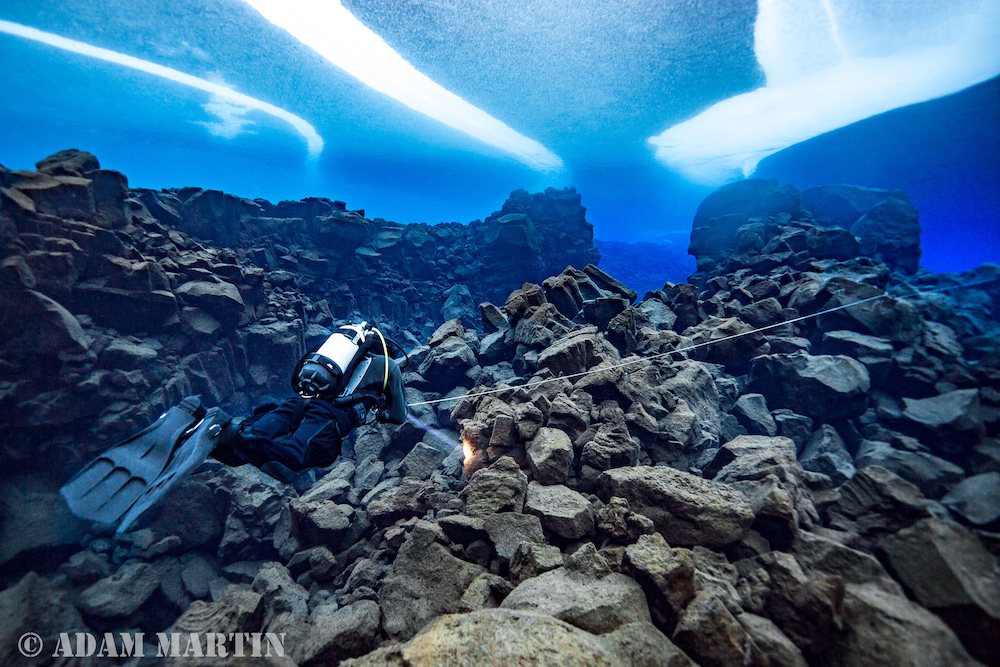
[1,160,999,666]
[0,150,596,477]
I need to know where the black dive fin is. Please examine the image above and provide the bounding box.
[115,406,229,533]
[60,397,205,527]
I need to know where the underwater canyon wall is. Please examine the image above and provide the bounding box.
[1,149,999,667]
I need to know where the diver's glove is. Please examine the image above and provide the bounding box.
[348,402,368,428]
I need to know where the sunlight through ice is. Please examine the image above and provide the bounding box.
[0,19,324,158]
[649,0,1000,185]
[241,0,564,172]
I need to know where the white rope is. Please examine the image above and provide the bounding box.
[406,277,997,409]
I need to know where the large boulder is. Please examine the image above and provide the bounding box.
[77,562,161,619]
[527,427,574,485]
[483,512,546,560]
[749,351,870,420]
[300,600,381,666]
[623,533,696,634]
[0,572,89,667]
[817,583,978,666]
[501,544,651,635]
[597,466,754,548]
[855,439,964,500]
[523,482,596,539]
[941,472,1000,527]
[878,517,1000,663]
[461,456,528,517]
[898,389,985,458]
[0,475,89,571]
[850,196,922,273]
[341,609,623,667]
[672,590,758,667]
[379,521,485,640]
[174,280,245,329]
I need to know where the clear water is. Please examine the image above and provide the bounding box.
[1,0,997,272]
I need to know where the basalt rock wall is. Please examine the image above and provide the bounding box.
[0,150,597,478]
[1,160,1000,666]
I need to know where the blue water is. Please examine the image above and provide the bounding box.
[0,0,997,273]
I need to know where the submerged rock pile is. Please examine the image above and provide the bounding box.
[0,150,596,477]
[2,161,999,666]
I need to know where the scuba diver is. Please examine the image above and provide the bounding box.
[61,321,408,533]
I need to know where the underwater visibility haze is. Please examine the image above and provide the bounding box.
[1,0,998,273]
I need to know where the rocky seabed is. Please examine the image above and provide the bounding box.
[1,151,999,666]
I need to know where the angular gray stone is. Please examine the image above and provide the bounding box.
[341,609,623,667]
[380,522,485,640]
[856,439,964,499]
[483,512,546,560]
[801,424,856,486]
[878,517,1000,663]
[602,621,696,667]
[597,466,754,548]
[438,514,488,544]
[400,441,449,479]
[301,600,381,666]
[737,613,807,667]
[459,573,515,612]
[749,351,870,420]
[825,582,978,666]
[78,562,160,617]
[900,389,985,454]
[510,542,564,585]
[501,549,651,634]
[941,472,1000,526]
[461,456,528,517]
[623,533,696,634]
[524,481,596,539]
[0,572,88,667]
[732,393,777,436]
[527,427,574,485]
[672,590,755,667]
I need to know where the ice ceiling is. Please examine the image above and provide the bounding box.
[0,0,998,244]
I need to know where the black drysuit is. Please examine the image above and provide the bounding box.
[211,396,357,472]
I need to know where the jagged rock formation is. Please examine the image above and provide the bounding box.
[2,156,1000,666]
[0,150,597,477]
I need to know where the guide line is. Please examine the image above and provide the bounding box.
[406,277,998,409]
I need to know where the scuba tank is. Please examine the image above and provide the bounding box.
[290,321,408,424]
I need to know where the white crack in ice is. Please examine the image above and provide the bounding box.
[649,0,1000,185]
[0,19,324,158]
[241,0,564,172]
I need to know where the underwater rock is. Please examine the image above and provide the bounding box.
[77,561,160,619]
[749,351,871,420]
[671,589,757,667]
[597,466,754,548]
[379,521,485,640]
[342,609,623,667]
[941,472,1000,527]
[526,426,574,485]
[483,512,546,561]
[732,393,777,436]
[523,481,596,540]
[300,600,381,666]
[821,582,978,666]
[622,533,696,634]
[0,572,89,667]
[878,517,1000,663]
[510,542,564,585]
[501,544,651,635]
[461,456,528,517]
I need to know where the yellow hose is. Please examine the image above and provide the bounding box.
[372,327,390,393]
